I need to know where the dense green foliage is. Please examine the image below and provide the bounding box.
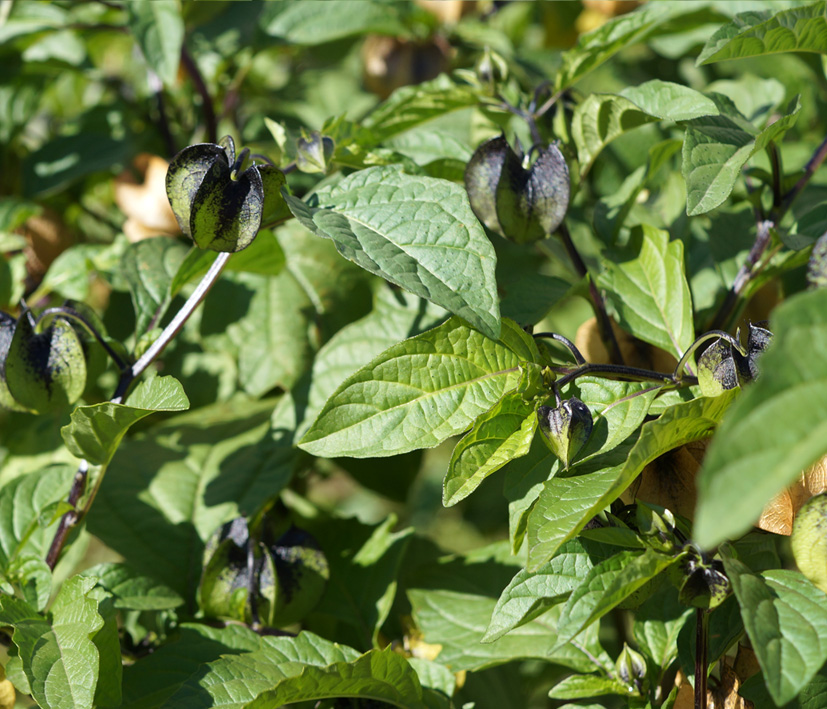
[5,1,827,708]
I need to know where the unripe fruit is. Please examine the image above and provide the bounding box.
[698,338,738,397]
[791,492,827,594]
[537,397,592,468]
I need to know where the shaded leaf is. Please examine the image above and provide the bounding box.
[81,563,184,611]
[126,0,184,86]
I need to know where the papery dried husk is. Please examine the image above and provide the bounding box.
[114,153,179,242]
[20,207,74,277]
[674,660,754,709]
[415,0,475,24]
[634,440,709,520]
[575,316,677,371]
[757,456,827,536]
[362,35,451,99]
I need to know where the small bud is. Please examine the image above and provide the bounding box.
[616,643,647,685]
[733,322,772,382]
[4,310,86,413]
[465,136,570,244]
[166,136,286,253]
[679,552,730,610]
[537,397,593,468]
[635,502,677,553]
[296,131,335,174]
[698,338,738,397]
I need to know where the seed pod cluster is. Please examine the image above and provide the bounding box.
[0,310,87,414]
[697,323,772,397]
[166,136,286,253]
[199,512,329,628]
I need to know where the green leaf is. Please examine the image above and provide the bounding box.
[89,588,122,708]
[81,562,184,611]
[695,289,827,548]
[302,287,447,436]
[159,630,360,708]
[633,588,692,680]
[484,538,617,642]
[723,556,827,706]
[621,80,721,121]
[261,0,408,45]
[527,392,736,570]
[61,376,190,466]
[0,464,74,571]
[125,0,184,86]
[362,74,480,144]
[303,514,413,649]
[571,94,659,175]
[556,3,703,89]
[549,674,637,700]
[244,649,429,709]
[599,225,695,360]
[443,392,537,507]
[121,623,264,708]
[682,96,801,215]
[299,317,536,458]
[285,166,500,339]
[122,237,190,336]
[553,549,683,651]
[87,397,296,606]
[0,576,106,709]
[698,3,827,66]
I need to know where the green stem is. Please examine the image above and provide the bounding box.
[695,609,709,709]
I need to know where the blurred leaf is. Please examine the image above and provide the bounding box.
[549,674,636,700]
[621,79,721,121]
[696,289,827,548]
[286,166,501,339]
[126,0,184,86]
[260,0,408,45]
[698,3,827,65]
[299,317,537,458]
[122,237,189,336]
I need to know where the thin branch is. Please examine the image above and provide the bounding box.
[767,141,782,210]
[45,461,89,569]
[695,609,709,709]
[149,70,176,158]
[778,132,827,217]
[554,362,678,389]
[533,331,586,364]
[181,45,217,144]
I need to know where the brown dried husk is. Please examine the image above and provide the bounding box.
[114,154,180,242]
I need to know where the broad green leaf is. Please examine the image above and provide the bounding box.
[0,464,74,571]
[698,3,827,66]
[162,630,360,708]
[682,96,801,215]
[126,0,184,86]
[299,317,536,458]
[742,664,827,709]
[362,74,480,144]
[260,0,408,45]
[571,94,659,175]
[789,203,827,250]
[302,286,447,436]
[121,623,263,708]
[723,557,827,706]
[527,392,736,569]
[695,289,827,548]
[599,225,695,360]
[484,538,617,643]
[90,588,122,708]
[81,563,184,611]
[87,397,296,606]
[386,129,472,166]
[0,576,105,709]
[621,80,721,121]
[553,549,682,651]
[549,674,637,700]
[61,376,190,466]
[285,166,500,339]
[244,649,429,709]
[443,392,536,507]
[121,237,189,336]
[303,514,413,648]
